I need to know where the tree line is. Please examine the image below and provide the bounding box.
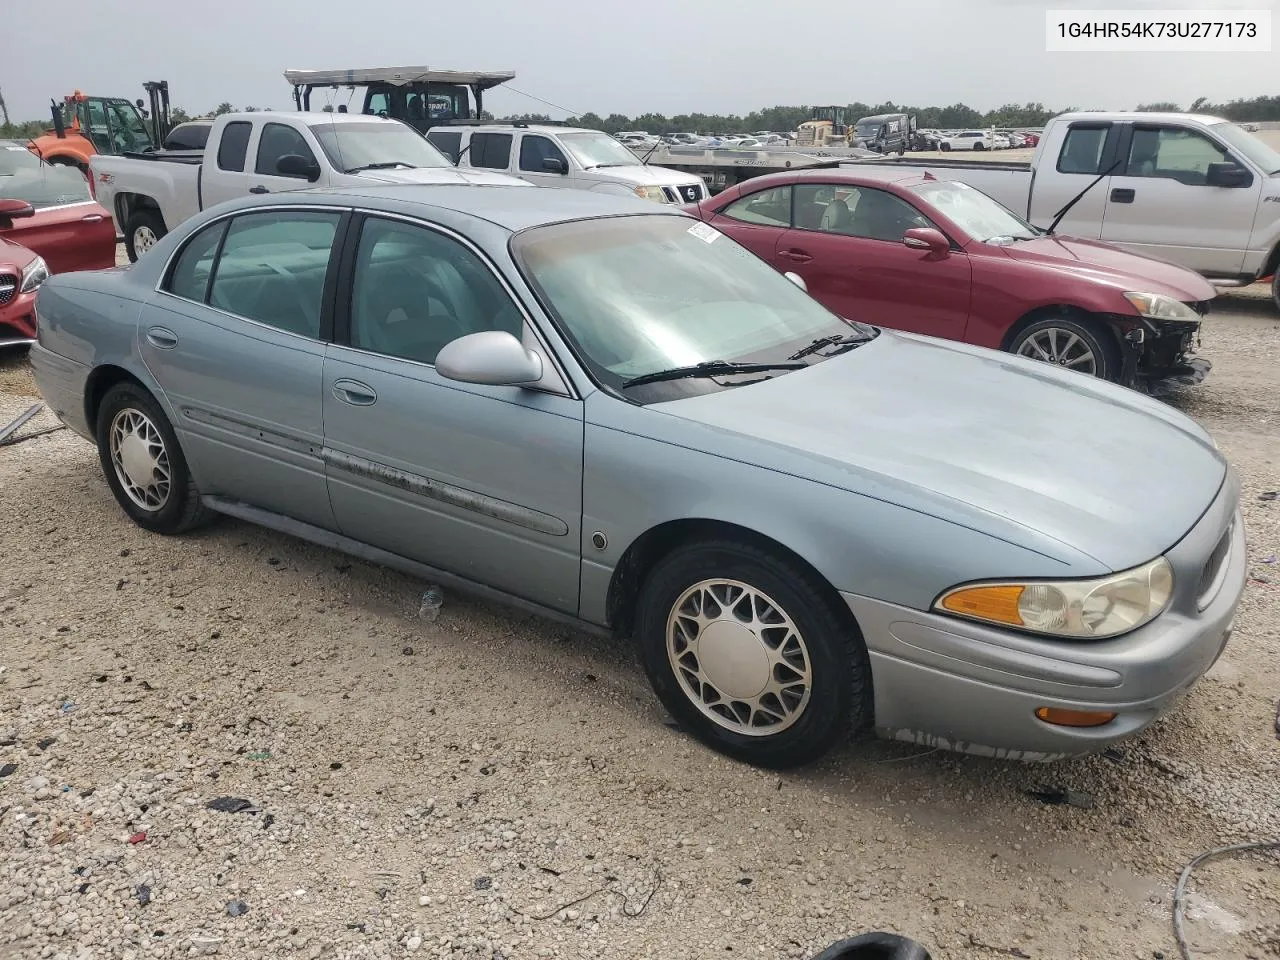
[3,94,1277,142]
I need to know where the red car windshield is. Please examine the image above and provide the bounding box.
[0,143,92,209]
[909,179,1037,242]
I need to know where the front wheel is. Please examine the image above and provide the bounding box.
[125,210,167,263]
[1008,315,1119,381]
[635,540,873,769]
[973,142,985,151]
[939,142,951,152]
[1272,271,1280,313]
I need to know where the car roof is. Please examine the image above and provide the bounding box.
[301,182,680,231]
[225,111,407,126]
[440,124,598,136]
[731,166,933,194]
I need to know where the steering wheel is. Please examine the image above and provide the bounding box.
[810,932,932,960]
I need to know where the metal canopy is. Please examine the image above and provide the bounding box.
[284,67,516,91]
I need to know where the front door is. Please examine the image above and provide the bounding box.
[1100,122,1264,277]
[321,213,584,613]
[709,185,794,261]
[138,207,345,529]
[514,133,572,188]
[243,121,324,198]
[776,183,972,338]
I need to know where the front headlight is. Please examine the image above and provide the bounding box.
[634,185,670,203]
[19,256,49,293]
[1123,291,1197,322]
[935,556,1174,639]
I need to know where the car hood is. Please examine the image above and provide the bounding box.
[579,164,703,188]
[997,236,1216,301]
[353,167,529,187]
[0,235,38,271]
[650,331,1224,572]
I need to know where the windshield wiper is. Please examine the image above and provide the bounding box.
[787,332,875,360]
[347,161,415,172]
[621,360,807,389]
[1046,156,1123,235]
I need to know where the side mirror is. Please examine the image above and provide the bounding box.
[0,198,36,229]
[902,227,950,255]
[1205,161,1252,188]
[435,331,544,386]
[541,157,568,175]
[784,271,807,292]
[276,153,322,182]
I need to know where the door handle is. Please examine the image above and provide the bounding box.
[332,379,377,406]
[780,248,813,263]
[80,213,105,223]
[249,186,270,195]
[1109,188,1135,203]
[145,326,179,349]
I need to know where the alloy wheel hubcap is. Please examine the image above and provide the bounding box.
[1017,327,1098,375]
[666,579,812,736]
[109,408,171,511]
[134,226,158,256]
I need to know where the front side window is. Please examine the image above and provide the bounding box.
[1126,126,1230,185]
[366,91,391,117]
[513,215,871,401]
[104,100,153,152]
[349,217,523,364]
[469,133,513,170]
[255,123,318,177]
[217,121,252,172]
[720,186,791,227]
[519,135,568,172]
[426,130,462,163]
[793,183,934,239]
[308,120,450,172]
[208,211,341,337]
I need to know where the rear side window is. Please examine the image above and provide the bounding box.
[217,122,252,172]
[255,123,318,177]
[1057,125,1110,174]
[469,133,512,169]
[427,130,462,163]
[207,211,341,338]
[165,221,228,302]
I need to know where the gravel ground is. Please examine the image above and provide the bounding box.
[0,278,1277,960]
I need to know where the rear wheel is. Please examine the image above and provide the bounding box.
[95,383,212,535]
[939,142,951,152]
[973,142,985,151]
[125,210,166,263]
[1272,271,1279,313]
[1009,314,1119,382]
[635,539,872,769]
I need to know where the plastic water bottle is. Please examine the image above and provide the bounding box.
[418,585,444,623]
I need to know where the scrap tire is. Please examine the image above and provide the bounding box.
[95,382,213,535]
[634,539,873,770]
[125,210,167,263]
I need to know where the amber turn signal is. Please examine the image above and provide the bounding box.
[1034,707,1117,728]
[939,584,1024,626]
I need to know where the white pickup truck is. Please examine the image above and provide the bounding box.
[90,112,528,260]
[425,124,708,205]
[853,112,1280,308]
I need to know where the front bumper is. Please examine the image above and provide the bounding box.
[844,472,1246,760]
[0,288,38,348]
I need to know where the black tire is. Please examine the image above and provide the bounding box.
[635,539,873,769]
[939,142,951,152]
[1272,271,1280,313]
[1007,314,1120,382]
[973,142,985,151]
[95,383,212,535]
[125,210,166,263]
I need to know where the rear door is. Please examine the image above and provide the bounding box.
[198,120,256,208]
[774,183,972,338]
[465,132,515,176]
[1098,122,1263,276]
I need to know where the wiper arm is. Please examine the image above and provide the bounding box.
[347,161,414,172]
[787,332,875,360]
[621,360,807,389]
[1046,156,1123,235]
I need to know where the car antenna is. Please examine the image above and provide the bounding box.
[1045,156,1123,236]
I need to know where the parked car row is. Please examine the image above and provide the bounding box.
[29,181,1246,770]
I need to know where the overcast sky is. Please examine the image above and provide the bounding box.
[4,0,1276,122]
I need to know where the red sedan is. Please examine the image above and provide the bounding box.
[691,168,1216,390]
[1,141,116,346]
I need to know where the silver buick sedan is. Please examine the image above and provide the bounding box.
[30,185,1244,768]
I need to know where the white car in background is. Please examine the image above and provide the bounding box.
[992,133,1012,149]
[940,130,995,151]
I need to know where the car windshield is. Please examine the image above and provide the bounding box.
[1210,121,1280,174]
[307,120,451,171]
[855,123,882,137]
[512,215,872,402]
[0,144,92,208]
[558,133,641,168]
[910,179,1037,242]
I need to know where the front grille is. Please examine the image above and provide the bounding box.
[676,182,703,203]
[1196,521,1233,610]
[0,275,16,306]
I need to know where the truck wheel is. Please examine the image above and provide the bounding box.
[1009,315,1119,381]
[125,211,167,263]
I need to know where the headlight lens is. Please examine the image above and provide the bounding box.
[936,556,1174,639]
[19,256,49,293]
[1123,291,1197,321]
[634,185,670,203]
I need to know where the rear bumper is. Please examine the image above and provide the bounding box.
[845,478,1246,760]
[29,342,94,441]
